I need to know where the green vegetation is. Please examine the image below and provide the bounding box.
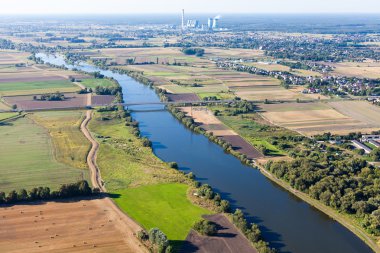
[0,180,95,204]
[193,219,217,236]
[0,80,76,92]
[80,78,116,88]
[114,184,211,241]
[0,116,88,192]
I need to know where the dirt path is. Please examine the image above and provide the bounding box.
[80,110,147,252]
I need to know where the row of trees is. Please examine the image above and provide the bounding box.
[0,180,96,204]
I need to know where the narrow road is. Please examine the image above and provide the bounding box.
[80,110,147,253]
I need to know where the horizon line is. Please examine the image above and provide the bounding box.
[1,12,380,15]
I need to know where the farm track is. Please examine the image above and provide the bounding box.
[80,110,147,253]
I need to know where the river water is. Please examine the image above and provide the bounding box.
[37,53,373,253]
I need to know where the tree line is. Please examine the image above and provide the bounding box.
[0,180,97,204]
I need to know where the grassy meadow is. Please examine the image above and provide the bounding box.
[114,184,211,241]
[0,116,88,192]
[80,78,116,88]
[30,110,90,170]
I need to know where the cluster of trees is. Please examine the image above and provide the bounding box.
[94,86,122,96]
[193,219,217,236]
[181,47,205,57]
[77,88,93,94]
[196,184,230,213]
[33,92,65,101]
[232,209,277,253]
[0,181,95,204]
[265,157,380,235]
[137,228,172,253]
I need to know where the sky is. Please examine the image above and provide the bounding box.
[1,0,380,14]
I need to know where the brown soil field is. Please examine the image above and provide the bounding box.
[4,93,87,110]
[92,95,116,106]
[261,101,380,135]
[181,214,257,253]
[0,198,146,253]
[181,107,263,159]
[167,93,199,102]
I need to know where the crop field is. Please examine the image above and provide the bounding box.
[260,102,380,135]
[0,198,145,253]
[0,50,29,65]
[89,111,212,242]
[3,93,87,110]
[0,116,88,192]
[0,80,79,96]
[328,61,380,79]
[114,183,211,241]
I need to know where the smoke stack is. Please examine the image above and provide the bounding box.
[182,9,185,31]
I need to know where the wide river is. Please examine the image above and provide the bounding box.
[37,53,373,253]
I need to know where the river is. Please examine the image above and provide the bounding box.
[37,53,373,253]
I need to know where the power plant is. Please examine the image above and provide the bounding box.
[181,10,222,31]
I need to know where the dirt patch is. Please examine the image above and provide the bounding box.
[0,198,146,253]
[181,214,257,253]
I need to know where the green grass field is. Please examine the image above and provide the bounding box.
[114,184,211,241]
[0,116,88,192]
[89,111,212,241]
[0,80,76,93]
[80,78,116,88]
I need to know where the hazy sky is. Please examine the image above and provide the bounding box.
[1,0,380,14]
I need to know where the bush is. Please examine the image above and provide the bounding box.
[168,162,178,169]
[148,228,169,248]
[193,219,217,236]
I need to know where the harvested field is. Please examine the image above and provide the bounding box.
[0,112,18,121]
[181,214,257,253]
[0,198,145,253]
[3,93,87,111]
[329,101,380,126]
[260,102,380,135]
[166,93,199,102]
[181,107,263,159]
[328,61,380,79]
[0,76,66,83]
